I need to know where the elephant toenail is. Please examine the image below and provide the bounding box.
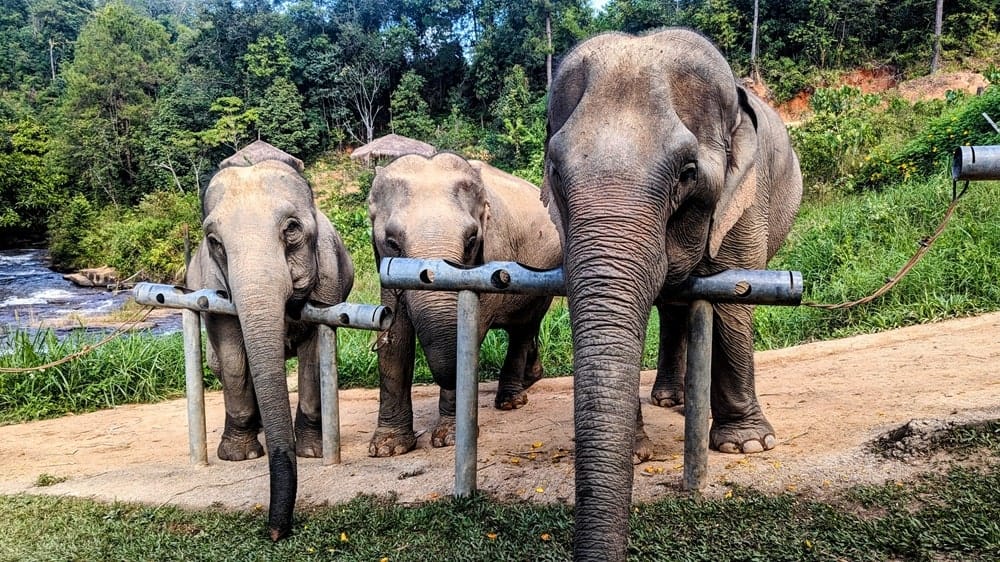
[718,442,739,453]
[742,440,764,454]
[764,434,777,449]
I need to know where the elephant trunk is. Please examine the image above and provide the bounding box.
[564,214,667,561]
[230,257,297,541]
[405,290,460,375]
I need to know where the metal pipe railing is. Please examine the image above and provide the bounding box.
[379,257,803,305]
[133,282,391,466]
[953,145,1000,181]
[379,258,803,494]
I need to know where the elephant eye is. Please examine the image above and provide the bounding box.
[680,163,698,184]
[385,237,401,255]
[206,233,227,266]
[283,219,304,247]
[464,233,479,256]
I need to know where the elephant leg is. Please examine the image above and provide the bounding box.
[206,314,264,461]
[651,302,687,408]
[294,329,322,458]
[494,327,543,410]
[709,302,776,454]
[369,294,418,457]
[431,387,457,448]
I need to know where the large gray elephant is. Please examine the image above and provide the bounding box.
[186,140,354,540]
[368,152,562,457]
[542,30,802,559]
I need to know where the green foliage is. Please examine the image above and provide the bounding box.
[756,173,1000,350]
[257,76,320,157]
[859,85,1000,190]
[390,70,434,140]
[0,329,218,425]
[199,96,260,154]
[486,65,547,185]
[54,1,178,205]
[0,115,66,231]
[790,86,887,198]
[48,189,199,280]
[47,193,97,271]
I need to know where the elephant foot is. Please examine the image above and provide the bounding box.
[494,386,529,410]
[710,416,777,454]
[217,433,264,461]
[431,416,456,448]
[295,415,323,458]
[650,387,684,408]
[368,426,417,457]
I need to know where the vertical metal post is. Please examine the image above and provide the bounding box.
[182,309,208,466]
[455,290,481,496]
[683,300,713,490]
[318,325,341,465]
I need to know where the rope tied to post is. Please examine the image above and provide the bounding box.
[803,179,970,310]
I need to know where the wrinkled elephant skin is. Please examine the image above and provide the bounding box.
[543,30,802,560]
[367,152,561,457]
[186,141,354,540]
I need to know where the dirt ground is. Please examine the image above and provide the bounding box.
[1,312,998,513]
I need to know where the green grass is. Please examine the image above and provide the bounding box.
[2,420,999,561]
[756,173,1000,349]
[0,329,219,425]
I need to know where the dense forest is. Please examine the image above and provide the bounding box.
[1,0,998,269]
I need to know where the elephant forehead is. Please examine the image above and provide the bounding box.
[373,168,479,209]
[210,167,310,205]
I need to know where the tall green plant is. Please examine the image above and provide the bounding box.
[54,1,178,205]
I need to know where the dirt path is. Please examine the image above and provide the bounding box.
[2,312,998,512]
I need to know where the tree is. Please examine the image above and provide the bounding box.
[0,116,66,233]
[199,96,259,153]
[55,1,178,205]
[257,76,319,156]
[931,0,944,73]
[390,70,434,140]
[342,62,387,145]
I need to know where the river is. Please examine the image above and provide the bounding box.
[0,248,179,334]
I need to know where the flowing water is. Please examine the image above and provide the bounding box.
[0,248,178,334]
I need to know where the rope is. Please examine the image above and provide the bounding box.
[803,181,968,310]
[0,306,156,374]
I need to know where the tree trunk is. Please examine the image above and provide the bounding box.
[546,13,553,89]
[931,0,944,73]
[48,38,57,80]
[750,0,760,81]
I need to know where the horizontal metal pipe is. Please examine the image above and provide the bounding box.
[133,283,392,331]
[379,258,802,305]
[953,145,1000,181]
[380,258,566,296]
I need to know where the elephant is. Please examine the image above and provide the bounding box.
[367,151,562,457]
[185,140,354,540]
[542,30,802,559]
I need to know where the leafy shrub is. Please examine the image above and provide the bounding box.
[858,85,1000,190]
[48,194,98,271]
[48,190,200,281]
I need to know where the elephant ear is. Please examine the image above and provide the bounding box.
[708,86,760,259]
[311,212,354,305]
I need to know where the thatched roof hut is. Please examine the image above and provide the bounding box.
[350,134,435,163]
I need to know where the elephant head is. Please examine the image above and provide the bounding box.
[368,152,490,375]
[190,140,352,540]
[543,30,801,559]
